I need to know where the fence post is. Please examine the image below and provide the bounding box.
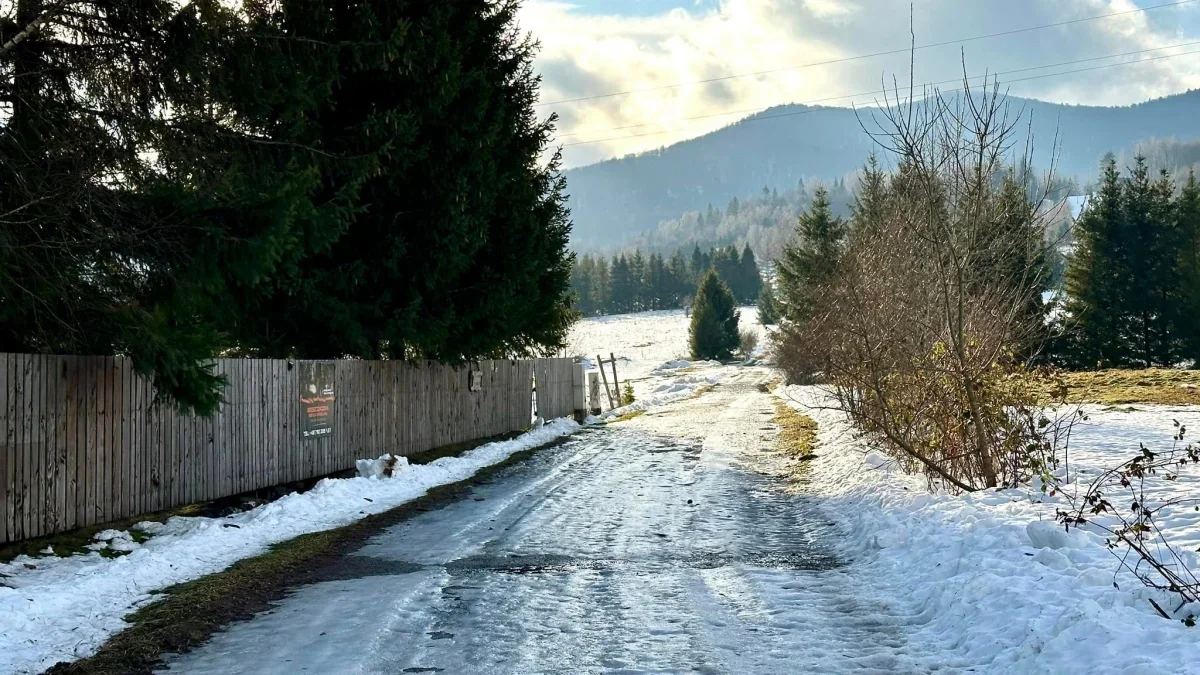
[572,361,588,422]
[597,354,615,409]
[609,352,620,406]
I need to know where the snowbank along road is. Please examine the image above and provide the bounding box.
[159,369,913,674]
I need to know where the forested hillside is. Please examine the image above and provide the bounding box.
[571,245,761,316]
[565,90,1200,252]
[625,180,855,263]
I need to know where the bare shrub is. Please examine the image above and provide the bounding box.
[1058,421,1200,619]
[810,71,1069,491]
[771,312,832,385]
[738,328,759,359]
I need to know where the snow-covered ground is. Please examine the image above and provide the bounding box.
[567,306,766,403]
[0,420,581,675]
[12,303,1195,673]
[785,385,1200,673]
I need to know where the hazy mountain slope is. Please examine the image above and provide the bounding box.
[564,90,1200,251]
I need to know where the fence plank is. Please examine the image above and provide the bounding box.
[0,355,8,543]
[54,358,69,533]
[25,355,38,538]
[9,353,22,535]
[42,355,58,536]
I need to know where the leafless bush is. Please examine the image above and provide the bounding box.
[738,328,759,359]
[1058,421,1200,621]
[771,311,833,385]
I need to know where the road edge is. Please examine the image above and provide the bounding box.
[44,432,587,675]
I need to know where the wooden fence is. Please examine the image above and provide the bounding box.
[534,358,576,421]
[0,355,575,544]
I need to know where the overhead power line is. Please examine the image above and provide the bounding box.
[557,41,1200,140]
[559,47,1200,148]
[536,0,1199,108]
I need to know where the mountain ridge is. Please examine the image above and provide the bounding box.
[564,89,1200,251]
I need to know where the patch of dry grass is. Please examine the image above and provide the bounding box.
[610,409,647,423]
[772,401,818,460]
[756,376,783,394]
[1048,369,1200,406]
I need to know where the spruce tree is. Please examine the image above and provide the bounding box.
[758,281,781,326]
[777,186,846,323]
[691,246,707,282]
[989,174,1052,357]
[1179,170,1200,360]
[591,257,611,314]
[850,155,889,237]
[223,0,575,363]
[1065,156,1127,367]
[0,0,352,413]
[571,256,596,315]
[739,245,762,303]
[667,251,690,302]
[630,251,648,311]
[610,255,634,314]
[689,270,740,361]
[712,246,741,298]
[1063,156,1187,367]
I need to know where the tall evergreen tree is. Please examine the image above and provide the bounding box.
[738,245,762,303]
[609,255,634,314]
[689,270,740,360]
[571,255,597,315]
[590,257,611,314]
[0,0,357,413]
[777,186,847,323]
[690,245,709,283]
[1065,156,1127,367]
[758,280,781,326]
[987,174,1052,357]
[667,251,690,302]
[222,0,575,363]
[1179,170,1200,360]
[1064,156,1187,367]
[711,246,740,298]
[850,155,889,237]
[629,250,647,311]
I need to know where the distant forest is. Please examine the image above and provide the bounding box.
[626,180,853,264]
[571,245,762,316]
[612,164,1082,269]
[1115,137,1200,182]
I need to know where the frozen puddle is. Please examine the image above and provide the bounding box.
[159,387,913,674]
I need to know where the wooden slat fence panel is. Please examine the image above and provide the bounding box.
[534,358,575,421]
[0,354,572,544]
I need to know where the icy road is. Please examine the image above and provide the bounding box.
[160,371,910,674]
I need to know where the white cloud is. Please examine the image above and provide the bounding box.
[520,0,1200,168]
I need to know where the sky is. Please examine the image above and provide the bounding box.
[518,0,1200,168]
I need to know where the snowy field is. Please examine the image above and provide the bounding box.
[567,306,766,409]
[786,385,1200,674]
[0,421,581,674]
